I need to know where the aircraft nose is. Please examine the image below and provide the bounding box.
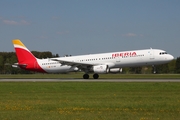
[168,55,174,61]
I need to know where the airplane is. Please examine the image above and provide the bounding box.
[12,39,174,79]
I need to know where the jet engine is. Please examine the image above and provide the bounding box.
[93,65,109,74]
[109,68,122,73]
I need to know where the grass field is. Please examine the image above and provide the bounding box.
[0,82,180,120]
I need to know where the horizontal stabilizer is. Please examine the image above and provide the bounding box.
[12,63,27,68]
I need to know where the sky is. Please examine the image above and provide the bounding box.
[0,0,180,58]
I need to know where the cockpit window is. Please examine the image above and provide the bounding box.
[159,52,167,55]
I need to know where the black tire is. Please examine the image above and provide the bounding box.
[93,73,99,79]
[83,74,89,79]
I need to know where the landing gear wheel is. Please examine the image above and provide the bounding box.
[93,73,99,79]
[152,65,156,74]
[83,74,89,79]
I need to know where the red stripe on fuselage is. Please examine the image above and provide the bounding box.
[15,48,47,73]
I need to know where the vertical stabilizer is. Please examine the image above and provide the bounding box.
[12,39,36,63]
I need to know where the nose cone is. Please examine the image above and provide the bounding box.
[168,54,174,61]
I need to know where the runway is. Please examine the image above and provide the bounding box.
[0,79,180,82]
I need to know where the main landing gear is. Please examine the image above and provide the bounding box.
[83,74,89,79]
[83,73,99,79]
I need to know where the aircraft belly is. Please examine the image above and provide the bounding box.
[42,65,72,73]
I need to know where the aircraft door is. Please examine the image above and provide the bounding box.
[149,49,154,60]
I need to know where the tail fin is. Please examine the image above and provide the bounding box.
[12,39,36,63]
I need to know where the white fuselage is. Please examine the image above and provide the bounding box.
[37,49,174,73]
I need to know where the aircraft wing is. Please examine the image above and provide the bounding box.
[51,58,96,70]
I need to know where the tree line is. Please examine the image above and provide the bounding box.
[0,51,180,74]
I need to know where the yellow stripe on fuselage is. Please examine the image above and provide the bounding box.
[12,39,26,48]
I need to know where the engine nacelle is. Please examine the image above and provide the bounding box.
[93,65,109,74]
[109,68,122,73]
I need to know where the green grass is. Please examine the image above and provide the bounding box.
[1,73,180,79]
[0,82,180,120]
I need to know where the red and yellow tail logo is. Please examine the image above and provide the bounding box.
[12,39,36,63]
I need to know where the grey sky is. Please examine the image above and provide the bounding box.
[0,0,180,58]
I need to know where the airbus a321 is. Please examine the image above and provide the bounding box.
[12,39,174,79]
